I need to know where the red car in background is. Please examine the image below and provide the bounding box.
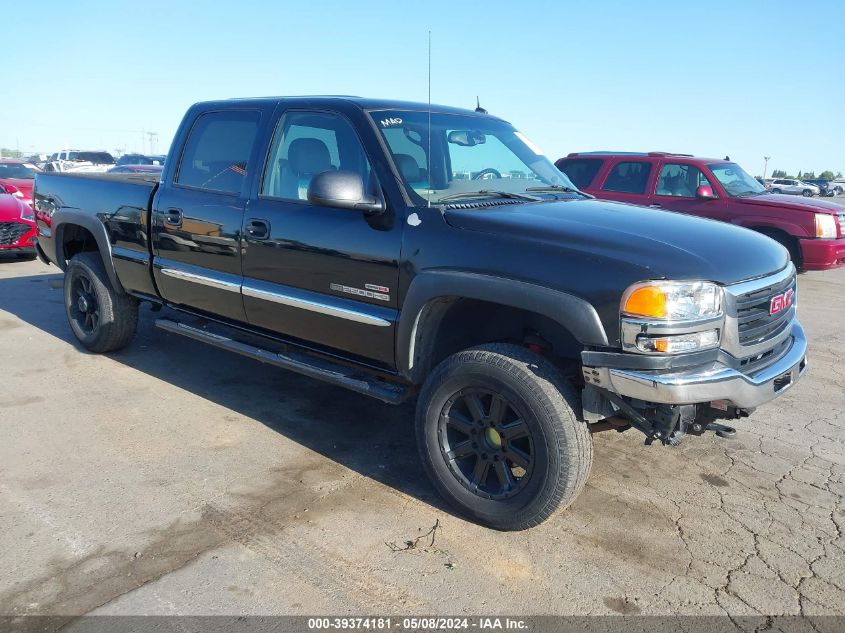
[0,159,39,208]
[0,190,37,259]
[556,152,845,271]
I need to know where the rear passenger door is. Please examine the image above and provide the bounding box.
[597,159,656,206]
[241,109,402,368]
[151,109,263,322]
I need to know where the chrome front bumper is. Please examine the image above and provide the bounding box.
[593,322,808,409]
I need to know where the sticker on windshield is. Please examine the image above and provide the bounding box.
[380,117,403,127]
[515,131,544,155]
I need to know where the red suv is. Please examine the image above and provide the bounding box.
[556,152,845,271]
[0,191,36,259]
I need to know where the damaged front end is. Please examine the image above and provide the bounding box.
[581,265,808,446]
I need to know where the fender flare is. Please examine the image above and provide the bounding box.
[397,269,609,382]
[53,209,125,294]
[732,217,809,239]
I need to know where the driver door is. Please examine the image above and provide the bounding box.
[242,109,402,368]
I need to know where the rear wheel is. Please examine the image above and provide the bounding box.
[802,189,813,197]
[416,343,592,530]
[771,188,782,194]
[64,252,138,352]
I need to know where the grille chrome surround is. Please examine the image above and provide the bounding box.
[722,264,797,359]
[0,222,29,246]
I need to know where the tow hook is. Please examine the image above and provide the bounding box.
[697,422,737,439]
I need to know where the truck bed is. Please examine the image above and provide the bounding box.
[34,171,159,296]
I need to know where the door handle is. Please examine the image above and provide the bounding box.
[245,218,270,240]
[164,208,183,226]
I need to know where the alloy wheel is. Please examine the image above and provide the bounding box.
[437,389,534,500]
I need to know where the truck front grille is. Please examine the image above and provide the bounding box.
[0,222,29,246]
[733,271,796,346]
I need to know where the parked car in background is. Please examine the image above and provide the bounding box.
[0,189,36,259]
[556,151,845,270]
[0,159,40,208]
[116,153,166,166]
[768,178,819,197]
[803,179,840,197]
[108,164,164,175]
[44,150,116,174]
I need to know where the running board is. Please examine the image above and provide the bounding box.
[155,318,410,405]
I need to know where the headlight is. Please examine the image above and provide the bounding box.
[815,213,838,238]
[622,281,722,321]
[20,204,35,222]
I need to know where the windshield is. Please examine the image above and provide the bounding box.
[0,163,39,178]
[369,110,576,204]
[709,162,766,197]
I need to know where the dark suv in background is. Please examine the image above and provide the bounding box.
[803,179,841,197]
[556,152,845,271]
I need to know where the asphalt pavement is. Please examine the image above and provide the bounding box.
[0,257,843,624]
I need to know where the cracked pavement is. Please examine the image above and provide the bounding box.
[0,259,843,624]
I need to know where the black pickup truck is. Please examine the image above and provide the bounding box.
[33,97,808,530]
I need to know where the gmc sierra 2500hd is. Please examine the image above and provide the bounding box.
[33,97,808,530]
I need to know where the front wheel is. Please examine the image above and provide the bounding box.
[802,189,813,197]
[64,252,138,353]
[771,188,782,194]
[416,343,592,530]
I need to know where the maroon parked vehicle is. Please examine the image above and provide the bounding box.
[556,152,845,271]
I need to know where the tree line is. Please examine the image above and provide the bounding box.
[770,169,842,180]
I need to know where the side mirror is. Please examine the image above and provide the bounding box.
[695,185,716,200]
[307,170,385,214]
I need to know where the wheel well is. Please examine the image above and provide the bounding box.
[60,224,100,266]
[750,226,801,266]
[411,297,582,382]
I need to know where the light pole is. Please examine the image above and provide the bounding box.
[763,156,771,179]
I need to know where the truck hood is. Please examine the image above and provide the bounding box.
[742,193,845,214]
[444,198,789,285]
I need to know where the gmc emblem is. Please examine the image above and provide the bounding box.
[770,288,795,315]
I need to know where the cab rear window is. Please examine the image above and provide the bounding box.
[555,158,603,189]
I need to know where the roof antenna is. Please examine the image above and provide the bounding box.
[724,155,730,161]
[475,97,487,114]
[427,30,432,208]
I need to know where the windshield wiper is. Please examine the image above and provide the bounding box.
[437,190,541,203]
[525,185,595,199]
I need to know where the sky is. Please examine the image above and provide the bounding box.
[2,0,843,177]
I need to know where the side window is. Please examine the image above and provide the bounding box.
[656,163,715,198]
[555,158,604,189]
[601,161,652,194]
[261,111,373,201]
[175,110,260,194]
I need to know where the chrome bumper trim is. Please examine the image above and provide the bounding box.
[594,321,807,409]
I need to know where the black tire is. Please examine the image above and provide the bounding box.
[64,252,138,353]
[771,188,782,194]
[802,189,813,197]
[416,343,592,530]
